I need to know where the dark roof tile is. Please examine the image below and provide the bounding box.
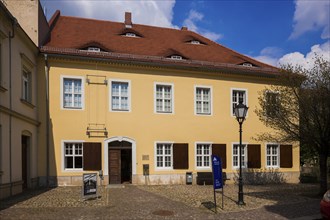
[44,11,278,73]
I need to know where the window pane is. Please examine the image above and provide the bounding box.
[164,100,171,112]
[75,156,83,168]
[64,80,72,93]
[165,156,171,167]
[65,157,73,169]
[164,86,171,98]
[112,97,119,109]
[74,80,81,93]
[121,83,128,96]
[203,101,209,112]
[196,89,201,100]
[74,94,81,107]
[157,156,163,167]
[204,156,209,166]
[112,83,120,96]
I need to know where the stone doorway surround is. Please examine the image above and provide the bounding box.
[104,137,136,183]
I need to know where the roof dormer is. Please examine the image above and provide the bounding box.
[169,55,183,60]
[79,41,109,52]
[87,47,101,52]
[239,62,257,67]
[164,49,187,60]
[184,36,206,45]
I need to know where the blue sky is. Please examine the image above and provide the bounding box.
[40,0,330,68]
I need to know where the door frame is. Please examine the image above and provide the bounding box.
[104,136,136,176]
[21,133,31,189]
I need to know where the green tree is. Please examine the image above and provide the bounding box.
[255,56,330,195]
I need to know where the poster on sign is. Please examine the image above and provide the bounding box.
[212,155,223,189]
[211,155,224,212]
[82,173,98,200]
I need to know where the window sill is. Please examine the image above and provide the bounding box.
[20,99,35,109]
[62,107,83,110]
[0,85,7,92]
[196,113,212,116]
[63,169,84,172]
[155,111,173,114]
[155,167,173,171]
[196,167,211,171]
[111,109,130,112]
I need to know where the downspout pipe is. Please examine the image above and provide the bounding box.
[44,54,50,187]
[8,18,17,196]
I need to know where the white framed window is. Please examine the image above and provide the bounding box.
[155,143,173,169]
[231,88,248,116]
[196,143,211,169]
[266,144,279,168]
[195,86,212,115]
[265,91,280,117]
[110,80,131,111]
[154,83,174,114]
[61,76,84,110]
[232,144,247,168]
[63,142,83,170]
[22,68,32,102]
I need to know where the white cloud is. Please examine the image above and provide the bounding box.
[278,41,330,69]
[253,42,330,69]
[290,0,330,39]
[252,47,283,66]
[183,9,223,42]
[58,0,176,28]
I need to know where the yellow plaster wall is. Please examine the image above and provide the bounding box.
[39,59,300,183]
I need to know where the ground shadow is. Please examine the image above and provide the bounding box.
[0,187,53,211]
[244,184,322,219]
[201,201,216,213]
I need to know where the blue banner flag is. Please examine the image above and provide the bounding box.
[211,155,223,189]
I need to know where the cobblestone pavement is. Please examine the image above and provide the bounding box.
[0,184,322,220]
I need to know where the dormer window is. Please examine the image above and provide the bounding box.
[125,32,137,37]
[242,63,253,67]
[170,55,183,60]
[87,47,101,52]
[190,40,200,45]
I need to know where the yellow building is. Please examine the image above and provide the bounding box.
[36,11,300,186]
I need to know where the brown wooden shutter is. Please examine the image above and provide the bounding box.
[280,145,293,168]
[83,142,102,171]
[212,144,226,169]
[247,144,261,168]
[173,143,189,169]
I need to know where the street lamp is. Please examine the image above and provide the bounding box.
[234,100,249,205]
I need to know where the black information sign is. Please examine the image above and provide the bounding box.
[82,173,98,199]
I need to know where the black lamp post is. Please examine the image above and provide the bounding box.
[234,100,248,205]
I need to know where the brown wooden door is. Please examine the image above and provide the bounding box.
[21,136,28,189]
[109,149,121,184]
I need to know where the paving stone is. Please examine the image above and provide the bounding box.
[0,183,322,219]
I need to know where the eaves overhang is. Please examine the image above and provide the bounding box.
[40,46,281,79]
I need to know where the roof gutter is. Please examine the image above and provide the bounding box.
[40,50,279,79]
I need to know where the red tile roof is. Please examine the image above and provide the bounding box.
[42,11,279,76]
